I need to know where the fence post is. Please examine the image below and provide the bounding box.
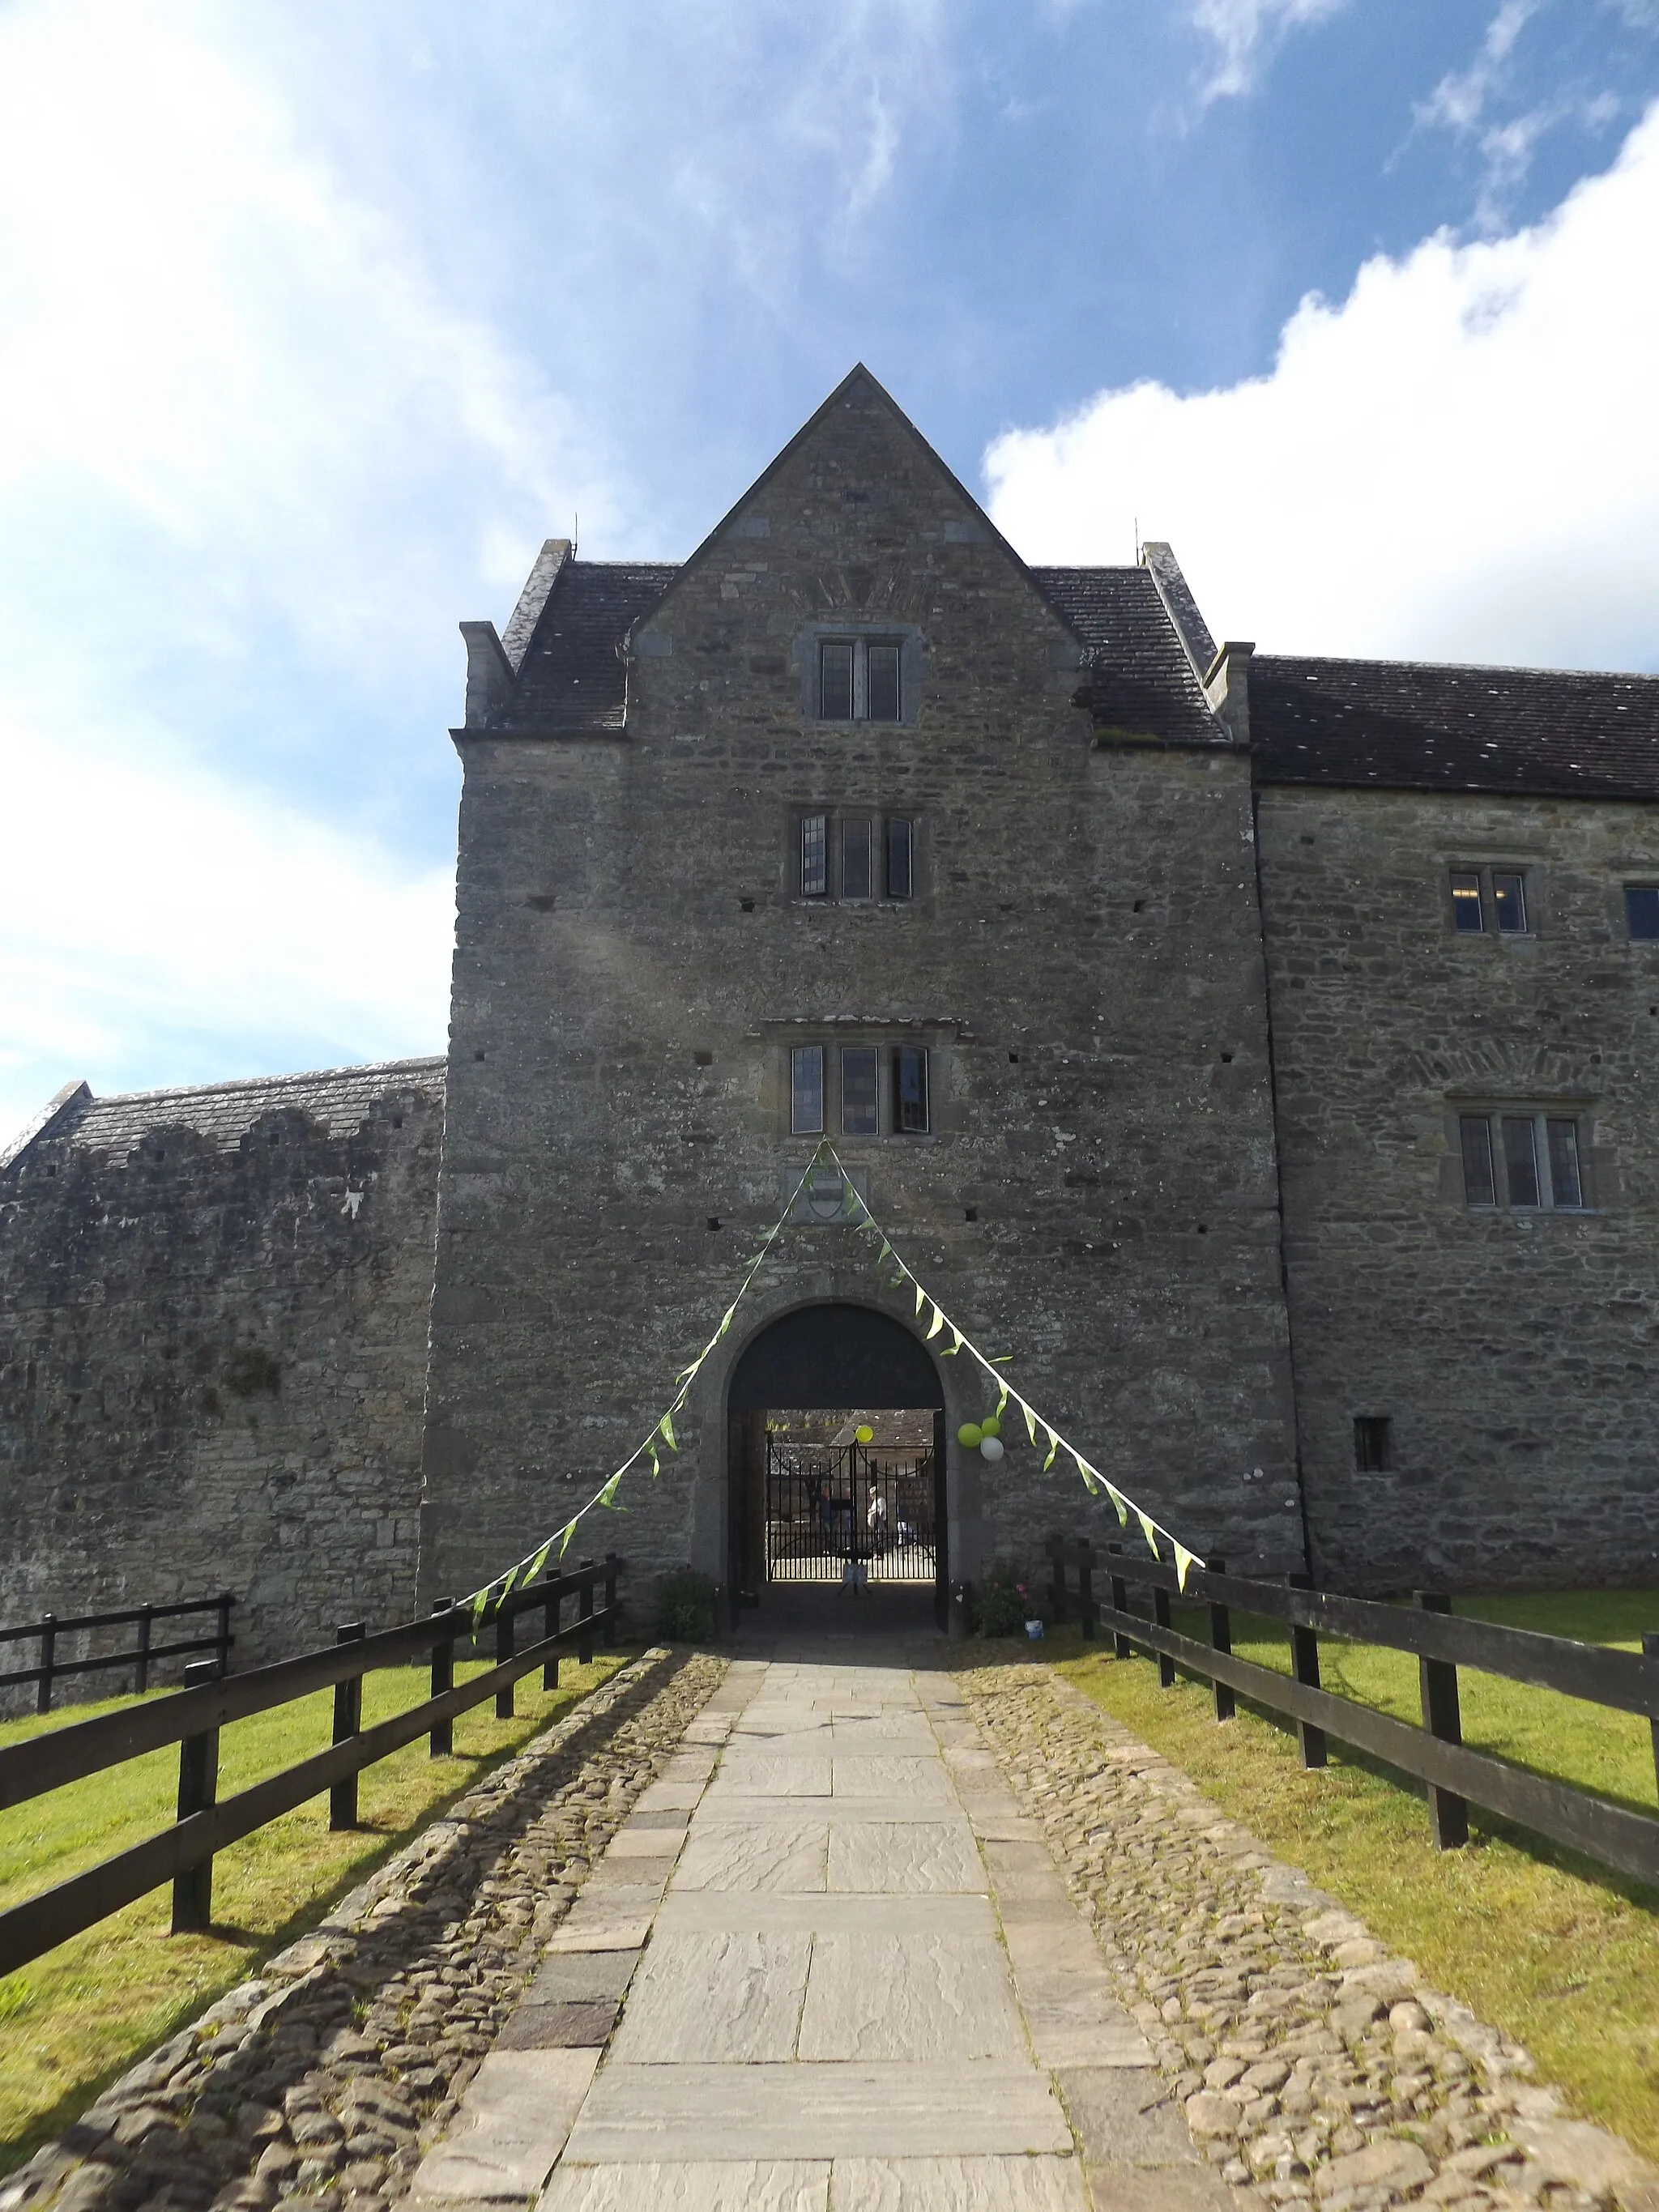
[1077,1541,1097,1640]
[1152,1584,1176,1689]
[1107,1544,1131,1660]
[1208,1559,1235,1723]
[134,1604,154,1697]
[215,1592,234,1676]
[171,1657,221,1933]
[330,1623,365,1831]
[36,1613,55,1715]
[1287,1573,1327,1769]
[495,1601,516,1720]
[429,1600,454,1757]
[543,1574,561,1692]
[578,1562,596,1666]
[1414,1592,1468,1849]
[1047,1536,1067,1626]
[603,1554,620,1646]
[1646,1634,1659,1802]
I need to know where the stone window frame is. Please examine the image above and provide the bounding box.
[1448,1101,1596,1214]
[796,622,923,727]
[770,1023,951,1145]
[789,807,926,906]
[1619,880,1659,943]
[1444,861,1539,939]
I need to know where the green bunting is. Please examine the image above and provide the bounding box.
[457,1135,1203,1629]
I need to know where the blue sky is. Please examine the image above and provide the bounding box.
[3,0,1659,1143]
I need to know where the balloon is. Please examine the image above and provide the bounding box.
[979,1435,1005,1463]
[855,1425,874,1444]
[957,1423,983,1448]
[979,1417,1001,1439]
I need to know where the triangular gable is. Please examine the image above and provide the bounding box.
[632,364,1084,651]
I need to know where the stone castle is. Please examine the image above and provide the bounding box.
[5,365,1658,1663]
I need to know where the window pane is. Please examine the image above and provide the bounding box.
[820,641,854,721]
[1450,872,1485,931]
[800,814,827,897]
[1626,884,1659,940]
[886,817,914,900]
[841,1047,878,1136]
[893,1046,929,1134]
[840,818,873,900]
[791,1046,825,1135]
[1547,1119,1584,1208]
[866,644,901,722]
[1460,1116,1495,1206]
[1502,1115,1541,1207]
[1493,872,1528,932]
[1353,1417,1390,1473]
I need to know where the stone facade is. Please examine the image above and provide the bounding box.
[417,369,1305,1615]
[0,1062,443,1668]
[6,364,1659,1647]
[1258,787,1659,1589]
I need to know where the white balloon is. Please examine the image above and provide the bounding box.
[979,1435,1005,1462]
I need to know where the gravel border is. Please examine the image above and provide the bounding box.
[2,1646,727,2212]
[958,1658,1659,2212]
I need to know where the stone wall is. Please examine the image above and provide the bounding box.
[419,373,1307,1614]
[0,1061,444,1677]
[1257,786,1659,1589]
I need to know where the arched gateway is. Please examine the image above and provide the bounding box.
[726,1302,948,1628]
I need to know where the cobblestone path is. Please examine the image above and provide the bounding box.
[10,1634,1656,2212]
[406,1631,1227,2210]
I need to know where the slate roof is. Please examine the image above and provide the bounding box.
[1252,656,1659,799]
[1031,566,1222,745]
[500,561,676,731]
[6,1058,446,1171]
[487,555,1222,745]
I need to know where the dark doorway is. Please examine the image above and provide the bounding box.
[727,1302,947,1628]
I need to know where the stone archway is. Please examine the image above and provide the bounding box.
[727,1302,948,1629]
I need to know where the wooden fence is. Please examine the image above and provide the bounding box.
[0,1595,235,1712]
[0,1556,621,1977]
[1044,1537,1659,1887]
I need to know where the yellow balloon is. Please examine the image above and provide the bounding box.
[957,1423,983,1448]
[979,1417,1001,1439]
[855,1425,874,1444]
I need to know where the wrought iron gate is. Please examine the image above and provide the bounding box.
[765,1439,936,1583]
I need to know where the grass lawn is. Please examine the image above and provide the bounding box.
[0,1651,633,2171]
[1047,1588,1659,2160]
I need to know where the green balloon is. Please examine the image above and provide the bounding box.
[855,1425,874,1444]
[979,1417,1001,1439]
[957,1422,983,1449]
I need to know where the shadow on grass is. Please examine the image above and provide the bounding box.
[2,1652,650,2175]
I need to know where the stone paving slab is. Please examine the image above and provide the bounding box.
[654,1889,996,1936]
[560,2061,1073,2161]
[410,2050,599,2200]
[539,2161,828,2210]
[608,1930,812,2062]
[705,1754,832,1796]
[795,1931,1026,2061]
[672,1816,829,1890]
[830,2155,1090,2211]
[693,1792,966,1825]
[825,1817,984,1892]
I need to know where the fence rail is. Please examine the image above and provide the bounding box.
[1044,1537,1659,1888]
[0,1556,621,1978]
[0,1595,235,1711]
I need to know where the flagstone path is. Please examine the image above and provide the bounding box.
[407,1632,1230,2212]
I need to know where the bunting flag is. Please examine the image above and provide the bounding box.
[458,1139,1203,1621]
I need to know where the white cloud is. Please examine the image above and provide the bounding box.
[1188,0,1349,101]
[0,706,454,1152]
[983,100,1659,673]
[0,0,625,1138]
